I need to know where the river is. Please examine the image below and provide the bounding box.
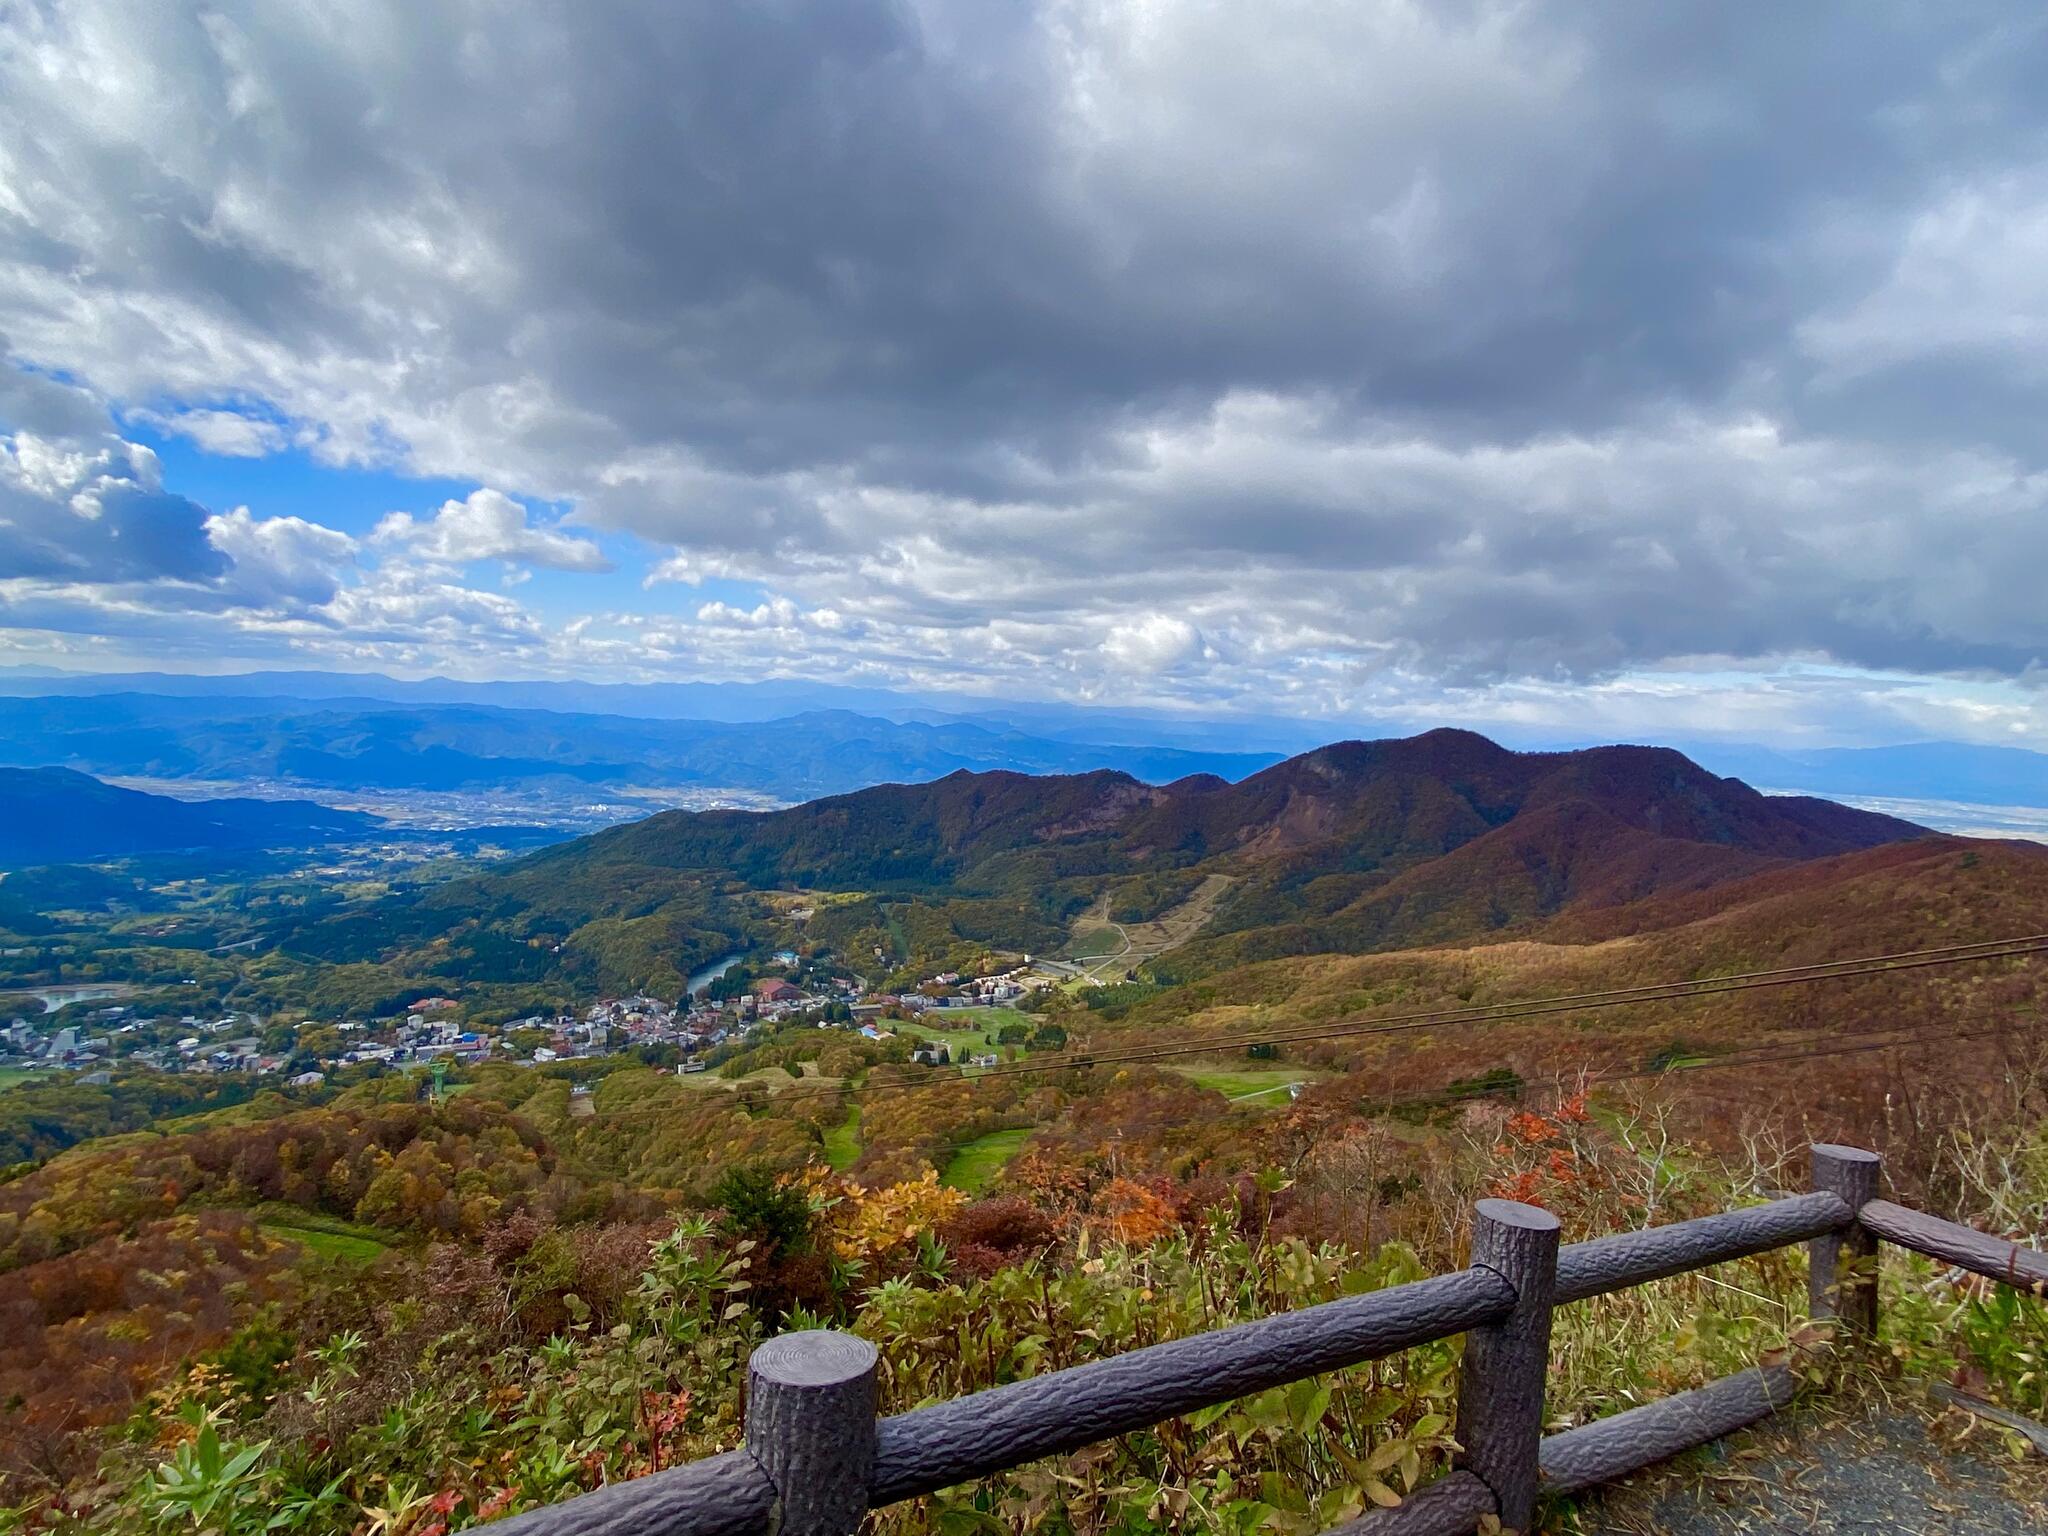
[683,952,746,998]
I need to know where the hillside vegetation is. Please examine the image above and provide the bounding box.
[7,1035,2045,1535]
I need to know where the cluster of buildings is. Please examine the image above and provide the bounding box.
[2,1008,314,1083]
[2,951,1066,1088]
[329,1004,499,1070]
[920,961,1039,1006]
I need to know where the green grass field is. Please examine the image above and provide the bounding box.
[940,1128,1030,1194]
[905,1021,1002,1061]
[904,1006,1039,1066]
[1065,924,1123,960]
[254,1207,392,1264]
[822,1107,862,1172]
[0,1068,40,1093]
[1167,1064,1320,1099]
[975,1005,1036,1032]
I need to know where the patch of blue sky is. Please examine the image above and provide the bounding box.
[117,417,478,540]
[110,418,790,618]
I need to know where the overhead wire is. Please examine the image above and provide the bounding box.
[553,932,2048,1121]
[853,932,2048,1091]
[1366,1014,2041,1112]
[544,1012,2045,1183]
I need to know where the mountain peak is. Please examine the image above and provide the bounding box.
[270,726,1934,994]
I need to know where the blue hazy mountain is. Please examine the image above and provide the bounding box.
[0,694,1284,800]
[1686,741,2048,811]
[0,767,375,867]
[2,670,2039,811]
[0,666,1339,752]
[0,666,918,723]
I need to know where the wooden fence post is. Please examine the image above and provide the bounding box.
[1808,1143,1881,1339]
[1455,1199,1560,1533]
[746,1329,879,1536]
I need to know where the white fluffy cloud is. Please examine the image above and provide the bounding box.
[1102,615,1201,674]
[372,489,612,573]
[2,423,228,586]
[203,506,354,604]
[0,372,546,667]
[696,597,804,630]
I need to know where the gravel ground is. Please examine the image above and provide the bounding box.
[1567,1399,2048,1535]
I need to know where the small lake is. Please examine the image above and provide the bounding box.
[10,984,137,1015]
[683,952,746,998]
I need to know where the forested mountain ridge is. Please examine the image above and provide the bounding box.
[0,767,374,868]
[275,730,1925,994]
[546,728,1916,880]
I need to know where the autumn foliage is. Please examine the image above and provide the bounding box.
[0,1212,296,1481]
[0,1099,652,1278]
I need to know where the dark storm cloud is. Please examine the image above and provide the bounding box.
[0,364,111,441]
[398,1,2048,459]
[1,0,2045,697]
[0,363,354,609]
[0,478,228,584]
[0,370,232,582]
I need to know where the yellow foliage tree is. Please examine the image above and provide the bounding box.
[804,1168,967,1262]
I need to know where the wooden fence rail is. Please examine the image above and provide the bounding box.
[483,1144,2048,1536]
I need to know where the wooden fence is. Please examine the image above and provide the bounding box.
[483,1144,2048,1536]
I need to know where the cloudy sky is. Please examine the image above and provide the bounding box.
[1,1,2045,747]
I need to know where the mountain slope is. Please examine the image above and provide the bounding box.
[0,768,376,867]
[552,728,1915,889]
[1130,732,1924,974]
[282,730,1926,992]
[1100,836,2048,1113]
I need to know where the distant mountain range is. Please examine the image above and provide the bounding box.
[1685,741,2048,810]
[1,667,2040,812]
[0,664,1321,749]
[0,666,937,725]
[0,694,1282,804]
[0,767,375,868]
